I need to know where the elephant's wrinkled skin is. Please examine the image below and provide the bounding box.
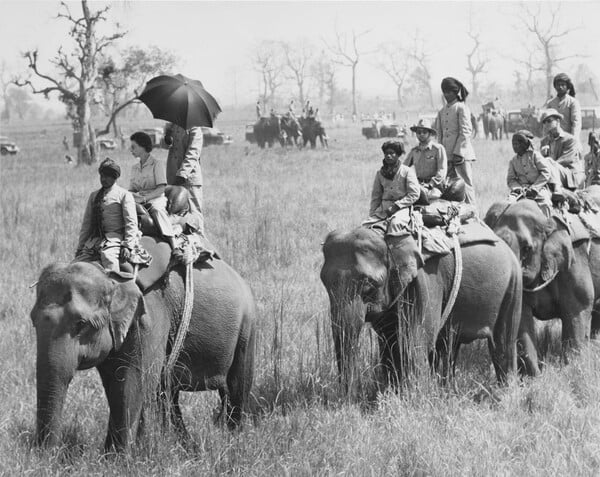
[485,198,600,367]
[253,116,283,148]
[30,260,256,451]
[320,227,523,392]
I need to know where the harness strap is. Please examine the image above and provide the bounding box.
[165,263,194,373]
[441,233,462,321]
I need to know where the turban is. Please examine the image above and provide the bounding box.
[441,77,469,101]
[553,73,576,97]
[381,140,405,156]
[513,130,534,149]
[98,158,121,178]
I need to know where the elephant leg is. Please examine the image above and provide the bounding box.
[591,305,600,340]
[224,321,256,428]
[517,304,541,377]
[432,323,460,386]
[377,329,400,390]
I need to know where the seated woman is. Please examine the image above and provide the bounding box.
[507,130,553,215]
[362,140,420,236]
[129,131,177,249]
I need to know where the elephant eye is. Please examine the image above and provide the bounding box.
[73,319,88,335]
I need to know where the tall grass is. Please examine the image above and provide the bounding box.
[1,117,598,475]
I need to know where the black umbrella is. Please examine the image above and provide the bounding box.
[138,74,222,129]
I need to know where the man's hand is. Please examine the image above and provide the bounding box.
[386,204,400,217]
[120,247,132,262]
[540,145,550,157]
[173,175,186,186]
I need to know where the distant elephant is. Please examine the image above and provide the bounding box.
[482,110,505,140]
[253,115,283,148]
[280,115,303,147]
[320,226,523,394]
[485,197,600,369]
[299,117,328,148]
[30,259,256,451]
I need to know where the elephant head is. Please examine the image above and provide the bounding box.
[485,199,573,289]
[30,262,144,445]
[320,228,423,393]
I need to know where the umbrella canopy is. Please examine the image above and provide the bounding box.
[138,74,222,129]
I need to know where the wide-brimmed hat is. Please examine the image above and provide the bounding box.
[410,118,437,135]
[540,108,564,123]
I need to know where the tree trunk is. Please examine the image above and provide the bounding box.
[351,63,357,117]
[396,83,404,108]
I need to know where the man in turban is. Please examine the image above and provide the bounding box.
[362,140,420,237]
[545,73,582,151]
[75,158,139,273]
[434,77,477,204]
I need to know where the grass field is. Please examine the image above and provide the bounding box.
[1,115,600,476]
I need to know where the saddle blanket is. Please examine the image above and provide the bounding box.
[421,219,499,261]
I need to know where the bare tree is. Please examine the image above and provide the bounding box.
[409,32,434,109]
[0,60,12,122]
[376,43,411,108]
[253,40,284,107]
[281,39,314,106]
[465,17,489,102]
[324,26,371,117]
[517,2,583,98]
[311,51,337,115]
[96,46,179,137]
[513,50,544,102]
[15,0,125,165]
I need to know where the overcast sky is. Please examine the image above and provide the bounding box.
[2,0,599,110]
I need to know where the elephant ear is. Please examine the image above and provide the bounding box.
[109,280,144,351]
[541,229,573,282]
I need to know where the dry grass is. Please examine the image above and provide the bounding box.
[1,116,598,475]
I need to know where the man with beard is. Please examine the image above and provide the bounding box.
[362,140,420,237]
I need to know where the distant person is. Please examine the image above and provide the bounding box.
[74,158,138,273]
[362,140,420,236]
[539,108,584,190]
[506,130,552,215]
[585,131,600,186]
[163,122,205,237]
[62,135,69,151]
[128,131,177,249]
[434,77,477,204]
[288,99,296,118]
[256,100,262,119]
[544,73,582,150]
[404,118,447,204]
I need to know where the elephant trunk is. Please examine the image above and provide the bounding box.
[35,337,76,446]
[329,295,365,397]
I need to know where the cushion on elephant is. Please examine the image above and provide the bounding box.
[457,220,500,247]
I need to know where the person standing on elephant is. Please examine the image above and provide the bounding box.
[256,100,262,119]
[129,131,177,249]
[506,130,553,216]
[585,131,600,187]
[434,77,477,204]
[164,122,205,237]
[362,140,420,236]
[75,158,138,273]
[545,73,582,150]
[539,109,584,190]
[404,118,447,204]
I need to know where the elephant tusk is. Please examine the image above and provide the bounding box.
[523,270,559,293]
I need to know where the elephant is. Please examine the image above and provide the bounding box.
[280,115,303,147]
[299,117,328,149]
[481,110,506,140]
[30,258,256,451]
[485,197,600,370]
[253,115,283,148]
[320,226,523,393]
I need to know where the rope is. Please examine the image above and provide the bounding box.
[165,263,194,373]
[441,233,463,322]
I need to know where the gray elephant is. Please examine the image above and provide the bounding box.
[482,110,506,140]
[485,197,600,370]
[320,226,524,393]
[253,115,283,148]
[30,259,256,451]
[299,117,328,148]
[280,115,302,147]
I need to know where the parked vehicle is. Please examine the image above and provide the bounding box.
[582,107,600,130]
[361,119,382,139]
[0,136,19,155]
[201,126,233,146]
[245,124,256,143]
[96,137,117,150]
[506,109,525,133]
